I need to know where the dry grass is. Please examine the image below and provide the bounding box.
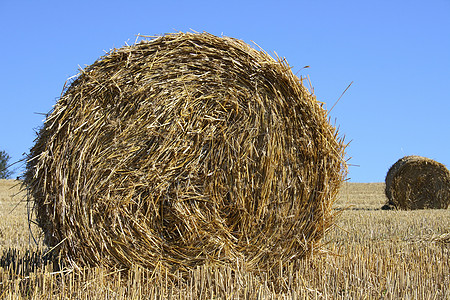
[24,32,347,276]
[0,180,448,299]
[384,156,450,209]
[0,180,42,250]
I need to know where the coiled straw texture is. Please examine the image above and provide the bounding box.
[25,32,347,275]
[384,155,450,210]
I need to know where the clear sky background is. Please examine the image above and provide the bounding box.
[1,0,449,182]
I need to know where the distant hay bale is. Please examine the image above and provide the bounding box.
[24,32,347,275]
[384,156,450,210]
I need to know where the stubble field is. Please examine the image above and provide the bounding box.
[0,179,448,299]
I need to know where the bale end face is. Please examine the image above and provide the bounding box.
[24,32,347,276]
[384,156,450,210]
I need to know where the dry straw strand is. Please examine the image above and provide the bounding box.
[384,155,450,210]
[25,32,347,277]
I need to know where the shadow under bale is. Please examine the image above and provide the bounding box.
[384,155,450,210]
[24,32,347,277]
[0,248,59,276]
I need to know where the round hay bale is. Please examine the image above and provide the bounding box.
[24,32,347,275]
[384,155,450,210]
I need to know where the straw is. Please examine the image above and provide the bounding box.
[24,32,347,276]
[384,155,450,210]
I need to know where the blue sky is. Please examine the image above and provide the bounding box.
[0,0,449,182]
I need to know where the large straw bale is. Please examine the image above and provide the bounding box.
[24,32,347,275]
[384,155,450,210]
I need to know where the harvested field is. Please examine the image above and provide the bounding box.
[0,180,448,299]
